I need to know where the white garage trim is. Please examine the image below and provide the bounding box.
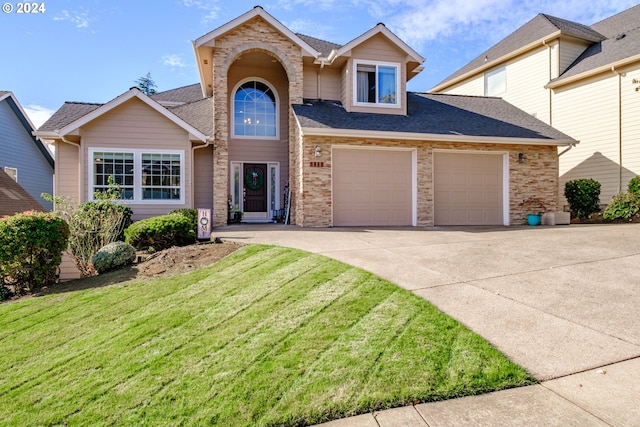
[433,149,510,226]
[331,145,417,226]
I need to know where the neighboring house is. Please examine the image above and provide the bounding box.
[431,5,640,205]
[0,91,54,211]
[0,169,45,217]
[36,6,575,229]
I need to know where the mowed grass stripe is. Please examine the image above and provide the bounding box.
[0,245,534,427]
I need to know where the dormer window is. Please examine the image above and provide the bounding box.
[233,79,278,138]
[354,60,400,107]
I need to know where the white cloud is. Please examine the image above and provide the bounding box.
[162,54,187,69]
[53,10,95,29]
[182,0,220,23]
[23,105,55,129]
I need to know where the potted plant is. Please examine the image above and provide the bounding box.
[519,197,547,226]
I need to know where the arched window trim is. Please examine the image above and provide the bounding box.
[231,77,279,140]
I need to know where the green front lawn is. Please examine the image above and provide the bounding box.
[0,245,534,426]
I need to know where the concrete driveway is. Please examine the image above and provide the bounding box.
[214,223,640,425]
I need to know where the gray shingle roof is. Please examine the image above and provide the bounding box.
[293,93,575,143]
[151,83,205,104]
[435,13,605,88]
[168,97,213,136]
[296,33,341,57]
[38,102,102,132]
[591,4,640,38]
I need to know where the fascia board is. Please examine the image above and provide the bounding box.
[194,7,320,58]
[299,126,577,147]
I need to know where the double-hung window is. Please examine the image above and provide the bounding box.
[354,60,400,107]
[91,149,184,202]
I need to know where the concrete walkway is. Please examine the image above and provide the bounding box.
[213,224,640,426]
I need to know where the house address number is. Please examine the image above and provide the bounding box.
[2,2,46,13]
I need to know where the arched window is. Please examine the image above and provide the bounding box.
[233,80,277,138]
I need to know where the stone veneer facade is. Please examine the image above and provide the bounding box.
[293,133,559,227]
[210,16,304,226]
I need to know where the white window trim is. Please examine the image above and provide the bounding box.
[89,148,185,204]
[231,77,280,140]
[485,66,507,96]
[352,59,401,109]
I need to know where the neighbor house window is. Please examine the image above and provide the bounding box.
[91,149,184,202]
[233,80,277,138]
[354,61,400,106]
[485,66,506,96]
[4,166,18,182]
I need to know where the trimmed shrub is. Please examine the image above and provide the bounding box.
[564,178,601,220]
[0,211,69,295]
[628,176,640,196]
[92,241,137,274]
[603,193,640,221]
[170,208,197,232]
[68,200,133,276]
[125,213,196,251]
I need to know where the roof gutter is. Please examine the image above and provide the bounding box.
[300,127,576,147]
[546,53,640,89]
[431,31,562,92]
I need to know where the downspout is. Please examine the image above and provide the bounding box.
[543,40,553,126]
[191,138,212,210]
[612,66,623,193]
[558,142,576,156]
[60,135,82,206]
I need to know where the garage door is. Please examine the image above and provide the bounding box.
[333,148,412,226]
[434,152,504,225]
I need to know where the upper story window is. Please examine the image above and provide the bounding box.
[485,66,506,96]
[91,149,184,203]
[233,80,278,138]
[354,60,400,107]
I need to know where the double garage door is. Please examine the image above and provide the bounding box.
[332,149,504,226]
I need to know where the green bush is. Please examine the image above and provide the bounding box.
[627,176,640,196]
[67,201,134,277]
[603,193,640,221]
[170,208,197,231]
[92,241,137,274]
[564,178,601,220]
[0,285,13,302]
[0,211,69,295]
[125,213,196,251]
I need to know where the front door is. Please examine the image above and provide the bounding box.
[243,163,268,215]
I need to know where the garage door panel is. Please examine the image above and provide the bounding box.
[434,152,504,226]
[333,149,412,226]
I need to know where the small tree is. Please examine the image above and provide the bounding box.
[135,72,157,95]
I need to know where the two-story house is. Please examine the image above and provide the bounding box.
[0,91,54,211]
[431,5,640,205]
[37,6,575,229]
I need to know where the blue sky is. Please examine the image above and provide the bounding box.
[1,0,637,127]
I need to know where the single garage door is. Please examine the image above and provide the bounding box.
[434,152,504,225]
[333,148,412,226]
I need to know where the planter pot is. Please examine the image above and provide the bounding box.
[527,214,541,226]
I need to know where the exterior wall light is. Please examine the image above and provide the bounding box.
[314,145,322,157]
[518,152,526,163]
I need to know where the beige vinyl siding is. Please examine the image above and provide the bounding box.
[558,39,591,75]
[439,76,485,96]
[302,66,341,101]
[345,34,407,115]
[500,46,551,124]
[620,65,640,190]
[553,74,621,203]
[55,140,81,206]
[80,98,193,220]
[193,145,213,211]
